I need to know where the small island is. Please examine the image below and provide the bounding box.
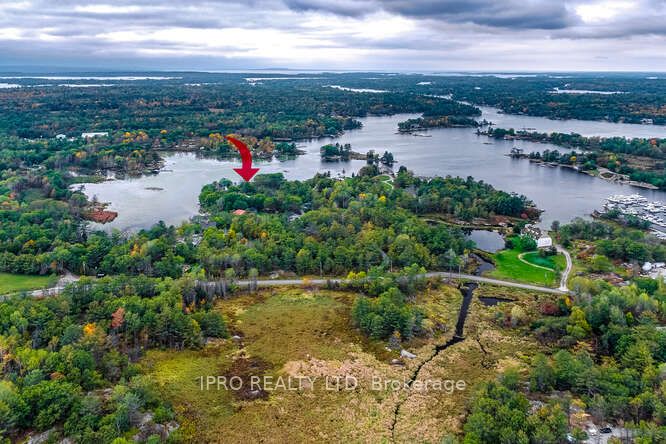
[320,142,353,161]
[320,143,396,169]
[398,115,479,133]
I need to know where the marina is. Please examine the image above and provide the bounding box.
[602,194,666,239]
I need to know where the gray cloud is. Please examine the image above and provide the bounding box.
[284,0,578,30]
[378,0,578,30]
[0,0,665,71]
[283,0,376,16]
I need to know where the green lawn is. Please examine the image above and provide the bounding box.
[0,273,57,294]
[488,249,560,287]
[521,252,566,271]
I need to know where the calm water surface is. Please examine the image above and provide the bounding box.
[479,106,666,138]
[77,107,666,232]
[466,230,505,253]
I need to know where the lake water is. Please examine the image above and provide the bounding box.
[466,230,505,253]
[550,88,625,95]
[76,107,666,232]
[479,106,665,138]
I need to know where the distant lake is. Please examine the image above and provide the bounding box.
[479,106,664,138]
[327,85,389,93]
[76,106,666,232]
[550,88,625,95]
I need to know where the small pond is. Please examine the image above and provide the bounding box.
[465,230,505,253]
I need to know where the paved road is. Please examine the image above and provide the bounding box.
[556,245,573,292]
[4,269,567,300]
[434,272,566,294]
[239,272,566,295]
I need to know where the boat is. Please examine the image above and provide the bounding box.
[601,193,666,228]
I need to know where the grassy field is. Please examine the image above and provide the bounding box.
[142,289,398,443]
[488,248,561,287]
[141,285,545,443]
[0,273,57,294]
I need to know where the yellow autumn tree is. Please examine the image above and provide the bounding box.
[83,323,97,337]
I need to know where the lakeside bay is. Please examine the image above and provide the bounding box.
[77,106,666,232]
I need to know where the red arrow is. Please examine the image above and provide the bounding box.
[226,135,259,182]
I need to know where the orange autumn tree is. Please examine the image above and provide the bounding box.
[111,307,125,329]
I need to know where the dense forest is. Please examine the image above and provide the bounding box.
[195,167,530,276]
[0,75,482,185]
[0,274,227,442]
[464,273,666,441]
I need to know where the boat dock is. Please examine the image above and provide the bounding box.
[602,194,666,238]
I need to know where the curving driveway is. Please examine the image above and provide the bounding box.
[556,245,573,291]
[517,252,556,272]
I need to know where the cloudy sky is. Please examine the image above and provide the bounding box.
[0,0,664,72]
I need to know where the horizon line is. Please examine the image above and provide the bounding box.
[1,67,666,75]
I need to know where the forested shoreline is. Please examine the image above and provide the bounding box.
[486,127,666,189]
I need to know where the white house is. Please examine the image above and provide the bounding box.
[537,236,553,249]
[81,132,109,139]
